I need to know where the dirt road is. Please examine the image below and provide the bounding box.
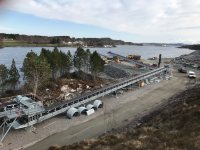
[23,69,187,150]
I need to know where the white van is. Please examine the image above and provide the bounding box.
[188,71,196,78]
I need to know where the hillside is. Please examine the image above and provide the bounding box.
[0,33,143,47]
[48,84,200,150]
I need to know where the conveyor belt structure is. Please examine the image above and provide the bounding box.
[108,51,156,70]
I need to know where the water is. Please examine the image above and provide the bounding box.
[0,45,194,85]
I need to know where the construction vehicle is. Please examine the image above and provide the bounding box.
[178,68,187,73]
[127,55,141,60]
[188,71,196,79]
[127,55,133,59]
[113,56,120,63]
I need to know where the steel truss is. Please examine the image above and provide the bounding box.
[0,117,17,146]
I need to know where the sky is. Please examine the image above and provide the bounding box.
[0,0,200,44]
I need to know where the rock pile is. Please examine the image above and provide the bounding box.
[105,65,131,78]
[104,62,150,78]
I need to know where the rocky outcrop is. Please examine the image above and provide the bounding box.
[178,44,200,50]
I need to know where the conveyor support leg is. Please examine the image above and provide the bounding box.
[0,117,17,146]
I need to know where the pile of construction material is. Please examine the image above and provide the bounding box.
[105,62,149,79]
[105,65,131,78]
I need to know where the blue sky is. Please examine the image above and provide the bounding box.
[0,0,200,44]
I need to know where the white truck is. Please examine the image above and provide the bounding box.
[188,71,196,79]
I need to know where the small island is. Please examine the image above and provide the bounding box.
[0,33,143,48]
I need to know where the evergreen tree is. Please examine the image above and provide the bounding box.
[73,47,85,73]
[21,50,51,95]
[59,50,68,76]
[51,47,62,80]
[83,49,91,80]
[61,50,73,77]
[67,50,73,71]
[40,48,52,68]
[51,38,57,44]
[0,64,8,94]
[57,38,60,44]
[8,59,20,90]
[90,51,104,80]
[0,36,3,47]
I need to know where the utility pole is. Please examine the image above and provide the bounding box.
[158,54,161,68]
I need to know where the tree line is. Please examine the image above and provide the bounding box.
[0,47,104,96]
[0,35,3,47]
[0,33,142,46]
[0,59,20,95]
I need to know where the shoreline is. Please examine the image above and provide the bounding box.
[2,45,115,48]
[1,45,145,48]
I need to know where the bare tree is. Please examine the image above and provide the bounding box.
[21,50,52,95]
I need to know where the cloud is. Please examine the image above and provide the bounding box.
[174,26,200,30]
[178,38,200,44]
[0,26,14,30]
[1,0,200,38]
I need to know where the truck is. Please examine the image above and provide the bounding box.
[178,68,187,73]
[127,54,141,60]
[188,71,196,79]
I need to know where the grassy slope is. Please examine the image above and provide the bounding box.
[48,85,200,150]
[3,41,59,47]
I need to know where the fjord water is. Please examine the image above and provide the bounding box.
[0,45,194,85]
[0,45,194,68]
